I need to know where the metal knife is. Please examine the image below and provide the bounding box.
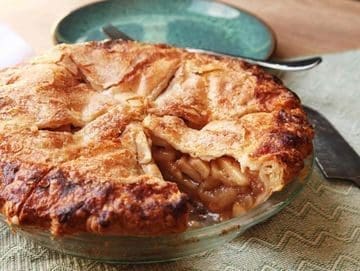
[101,24,322,71]
[304,106,360,187]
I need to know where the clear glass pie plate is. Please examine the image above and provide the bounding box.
[0,155,313,264]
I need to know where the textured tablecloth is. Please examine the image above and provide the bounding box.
[0,50,359,271]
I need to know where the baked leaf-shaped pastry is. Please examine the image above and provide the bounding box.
[0,40,313,235]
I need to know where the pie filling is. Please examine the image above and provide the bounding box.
[150,134,268,226]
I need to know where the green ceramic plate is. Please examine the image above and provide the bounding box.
[53,0,276,59]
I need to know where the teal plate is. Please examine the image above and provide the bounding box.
[53,0,276,59]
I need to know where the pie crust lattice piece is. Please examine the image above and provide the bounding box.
[0,40,313,236]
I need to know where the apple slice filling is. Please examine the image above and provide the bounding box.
[150,135,267,221]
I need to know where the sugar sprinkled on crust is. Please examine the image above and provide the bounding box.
[0,40,313,235]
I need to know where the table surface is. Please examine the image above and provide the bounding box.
[0,0,360,58]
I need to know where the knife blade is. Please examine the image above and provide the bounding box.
[304,106,360,187]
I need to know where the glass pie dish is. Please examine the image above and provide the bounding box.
[0,154,313,264]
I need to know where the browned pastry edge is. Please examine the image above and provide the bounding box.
[252,108,314,180]
[0,161,188,236]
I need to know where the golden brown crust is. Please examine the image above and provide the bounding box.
[0,40,313,235]
[0,161,187,236]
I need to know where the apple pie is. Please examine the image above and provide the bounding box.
[0,40,313,236]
